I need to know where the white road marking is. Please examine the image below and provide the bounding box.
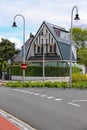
[72,100,87,102]
[24,91,29,94]
[46,96,54,99]
[29,92,34,95]
[13,89,63,102]
[0,112,7,117]
[19,90,25,92]
[67,102,80,107]
[14,89,19,91]
[33,93,40,96]
[40,95,47,97]
[54,98,63,101]
[9,118,24,129]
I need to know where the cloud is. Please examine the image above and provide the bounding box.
[8,38,22,49]
[0,36,2,42]
[0,35,22,49]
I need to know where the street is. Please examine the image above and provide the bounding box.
[0,87,87,130]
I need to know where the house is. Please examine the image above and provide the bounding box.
[13,21,77,67]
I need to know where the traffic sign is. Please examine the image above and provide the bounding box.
[8,59,11,65]
[21,64,27,70]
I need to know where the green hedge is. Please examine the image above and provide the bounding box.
[10,65,69,77]
[72,66,82,73]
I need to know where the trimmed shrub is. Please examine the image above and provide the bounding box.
[72,66,82,73]
[72,81,87,89]
[10,65,69,77]
[72,73,87,81]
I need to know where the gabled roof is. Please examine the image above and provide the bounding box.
[43,21,75,61]
[44,21,70,44]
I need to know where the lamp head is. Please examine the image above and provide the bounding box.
[12,22,17,27]
[74,14,80,20]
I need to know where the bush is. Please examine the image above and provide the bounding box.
[6,81,69,88]
[72,81,87,89]
[72,73,87,81]
[72,66,82,73]
[52,82,61,88]
[10,65,69,77]
[6,80,87,89]
[6,81,23,88]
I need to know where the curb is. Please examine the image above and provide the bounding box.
[0,109,37,130]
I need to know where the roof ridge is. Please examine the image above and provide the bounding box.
[44,21,67,31]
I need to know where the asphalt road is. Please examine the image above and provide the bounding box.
[0,87,87,130]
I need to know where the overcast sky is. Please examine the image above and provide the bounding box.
[0,0,87,49]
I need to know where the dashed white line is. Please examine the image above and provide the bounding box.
[54,98,63,101]
[13,89,63,102]
[40,95,47,97]
[67,102,80,107]
[29,92,34,95]
[46,96,54,99]
[24,91,29,94]
[33,93,40,96]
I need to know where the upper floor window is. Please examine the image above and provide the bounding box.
[46,29,48,34]
[54,27,69,40]
[49,43,56,53]
[60,31,69,40]
[54,28,60,37]
[37,45,42,54]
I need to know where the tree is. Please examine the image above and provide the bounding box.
[72,27,87,66]
[0,38,20,74]
[77,48,87,66]
[72,27,87,48]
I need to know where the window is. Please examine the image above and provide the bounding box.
[34,44,36,54]
[51,38,53,43]
[37,45,42,54]
[54,28,60,37]
[37,46,40,53]
[46,29,48,34]
[49,43,56,53]
[49,33,50,43]
[50,45,53,52]
[46,44,48,53]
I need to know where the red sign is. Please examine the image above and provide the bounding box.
[21,64,27,70]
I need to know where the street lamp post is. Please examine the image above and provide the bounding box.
[40,33,45,81]
[12,14,25,82]
[69,6,80,87]
[43,36,45,81]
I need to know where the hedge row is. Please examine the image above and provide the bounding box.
[10,65,69,76]
[9,65,82,77]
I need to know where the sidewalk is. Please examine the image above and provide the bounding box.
[0,116,20,130]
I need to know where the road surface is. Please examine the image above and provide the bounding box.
[0,87,87,130]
